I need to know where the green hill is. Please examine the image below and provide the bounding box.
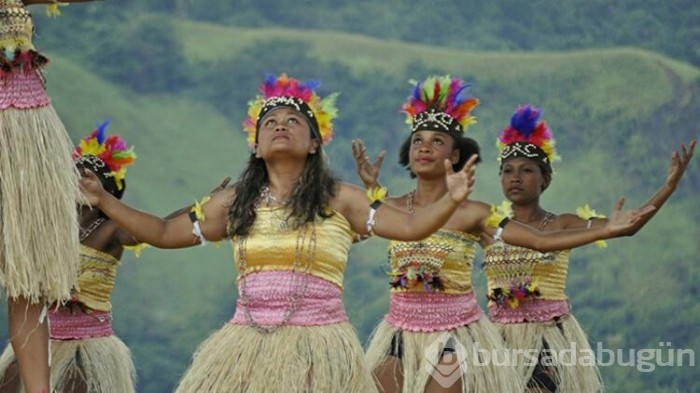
[1,19,698,393]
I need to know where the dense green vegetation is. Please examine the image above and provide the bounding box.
[0,2,697,392]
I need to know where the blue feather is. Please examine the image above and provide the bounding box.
[306,79,321,91]
[510,105,541,136]
[95,119,110,144]
[453,84,472,105]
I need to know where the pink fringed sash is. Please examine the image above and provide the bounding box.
[49,309,114,340]
[489,299,570,323]
[0,69,50,109]
[230,271,348,327]
[386,291,483,332]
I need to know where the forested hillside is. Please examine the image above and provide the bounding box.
[0,2,697,392]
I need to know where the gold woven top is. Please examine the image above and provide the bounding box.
[483,242,570,301]
[0,0,35,52]
[388,229,478,294]
[74,245,121,312]
[232,208,353,289]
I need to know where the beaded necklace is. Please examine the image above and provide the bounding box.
[79,217,106,242]
[237,191,317,334]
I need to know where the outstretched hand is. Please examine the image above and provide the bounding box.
[210,176,232,195]
[351,139,385,188]
[445,155,478,203]
[666,140,696,189]
[78,169,106,207]
[605,197,656,237]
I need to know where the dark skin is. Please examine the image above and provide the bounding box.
[352,133,688,393]
[0,174,232,393]
[6,3,102,393]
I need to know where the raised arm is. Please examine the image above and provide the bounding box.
[23,0,97,4]
[483,197,655,252]
[80,169,232,248]
[569,141,695,234]
[337,156,477,241]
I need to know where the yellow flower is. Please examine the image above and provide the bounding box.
[190,196,211,222]
[576,204,608,248]
[46,2,68,17]
[485,200,513,228]
[123,243,150,258]
[366,185,388,203]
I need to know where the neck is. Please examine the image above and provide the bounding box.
[265,160,305,199]
[510,201,546,224]
[412,177,448,207]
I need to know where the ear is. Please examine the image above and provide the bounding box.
[541,173,552,191]
[450,148,460,164]
[309,138,320,154]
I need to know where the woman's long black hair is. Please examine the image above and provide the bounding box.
[227,146,338,237]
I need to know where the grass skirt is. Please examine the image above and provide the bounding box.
[495,314,604,393]
[0,335,136,393]
[175,322,377,393]
[365,317,523,393]
[0,105,80,303]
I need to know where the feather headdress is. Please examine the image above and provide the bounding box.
[497,105,559,173]
[243,73,339,147]
[73,120,136,195]
[401,75,479,136]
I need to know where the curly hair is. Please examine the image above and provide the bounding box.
[227,147,338,237]
[398,133,481,178]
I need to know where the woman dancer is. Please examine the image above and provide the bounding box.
[354,76,658,393]
[480,105,694,392]
[78,73,479,392]
[0,122,138,392]
[1,1,98,391]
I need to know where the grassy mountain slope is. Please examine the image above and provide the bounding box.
[0,20,697,392]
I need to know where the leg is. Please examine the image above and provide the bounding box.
[425,351,463,393]
[8,297,50,393]
[373,356,403,393]
[0,360,22,393]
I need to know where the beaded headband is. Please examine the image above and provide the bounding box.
[242,73,339,148]
[73,120,136,193]
[497,105,559,173]
[401,75,479,138]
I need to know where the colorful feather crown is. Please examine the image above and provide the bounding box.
[401,75,479,136]
[243,73,339,147]
[497,105,559,173]
[73,120,136,192]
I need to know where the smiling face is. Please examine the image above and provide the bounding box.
[500,157,551,203]
[408,130,459,178]
[255,107,319,160]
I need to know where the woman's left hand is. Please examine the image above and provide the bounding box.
[666,140,696,189]
[445,155,478,203]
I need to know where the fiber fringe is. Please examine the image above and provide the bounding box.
[0,106,80,303]
[175,322,377,393]
[496,315,604,393]
[0,335,136,393]
[365,317,523,393]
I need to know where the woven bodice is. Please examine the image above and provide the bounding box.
[388,229,478,294]
[231,208,353,289]
[74,245,120,312]
[483,242,570,301]
[0,0,34,52]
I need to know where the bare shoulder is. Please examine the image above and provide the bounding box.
[553,212,587,230]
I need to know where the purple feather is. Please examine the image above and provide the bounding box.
[510,105,542,137]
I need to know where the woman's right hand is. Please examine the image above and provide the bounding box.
[78,169,106,207]
[351,139,385,188]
